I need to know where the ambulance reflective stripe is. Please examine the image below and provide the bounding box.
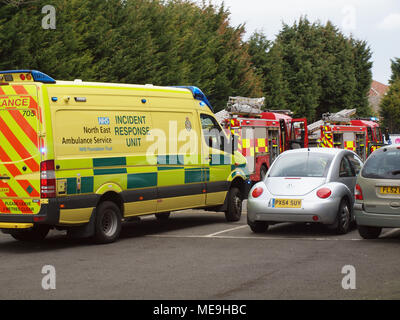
[11,85,42,124]
[0,200,10,213]
[0,146,39,197]
[344,141,356,151]
[6,109,38,147]
[0,145,39,214]
[0,84,40,214]
[0,117,39,172]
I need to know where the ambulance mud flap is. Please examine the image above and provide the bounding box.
[66,208,96,239]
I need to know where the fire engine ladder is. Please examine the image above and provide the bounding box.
[226,96,265,116]
[308,109,357,133]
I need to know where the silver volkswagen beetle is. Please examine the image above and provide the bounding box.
[247,148,363,234]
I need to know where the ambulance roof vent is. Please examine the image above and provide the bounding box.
[74,79,83,84]
[174,86,213,112]
[0,70,56,83]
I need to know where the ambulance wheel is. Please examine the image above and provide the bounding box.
[225,187,242,222]
[10,225,50,242]
[155,212,171,221]
[94,201,122,244]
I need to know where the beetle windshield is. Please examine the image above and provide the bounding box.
[269,152,334,178]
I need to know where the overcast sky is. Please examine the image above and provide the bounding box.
[209,0,400,84]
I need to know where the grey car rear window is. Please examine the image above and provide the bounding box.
[269,152,334,177]
[362,148,400,179]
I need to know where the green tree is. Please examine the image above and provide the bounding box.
[389,57,400,84]
[248,17,373,120]
[380,79,400,133]
[351,39,373,117]
[0,0,264,111]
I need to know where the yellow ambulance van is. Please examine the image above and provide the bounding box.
[0,70,249,243]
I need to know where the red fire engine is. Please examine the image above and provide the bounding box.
[308,109,385,161]
[217,97,307,182]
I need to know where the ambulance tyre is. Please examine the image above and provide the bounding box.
[94,201,122,244]
[10,225,50,242]
[225,187,242,222]
[155,212,171,221]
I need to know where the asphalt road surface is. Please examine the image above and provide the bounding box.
[1,203,400,300]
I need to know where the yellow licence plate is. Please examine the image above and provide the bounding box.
[380,186,400,194]
[273,199,302,208]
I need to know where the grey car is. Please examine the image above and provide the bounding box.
[355,144,400,239]
[247,148,363,234]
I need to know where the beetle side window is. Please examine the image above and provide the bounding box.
[346,154,363,176]
[339,157,354,177]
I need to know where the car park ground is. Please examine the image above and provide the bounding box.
[0,201,400,300]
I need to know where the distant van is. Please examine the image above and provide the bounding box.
[0,70,249,243]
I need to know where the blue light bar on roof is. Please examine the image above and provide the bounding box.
[0,70,56,83]
[174,86,213,112]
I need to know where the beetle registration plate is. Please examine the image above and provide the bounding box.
[273,199,302,208]
[380,186,400,194]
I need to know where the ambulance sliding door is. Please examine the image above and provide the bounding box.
[151,111,205,212]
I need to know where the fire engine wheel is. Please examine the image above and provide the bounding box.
[10,225,50,242]
[93,201,122,244]
[225,187,242,222]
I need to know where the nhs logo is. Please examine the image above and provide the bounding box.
[98,117,110,125]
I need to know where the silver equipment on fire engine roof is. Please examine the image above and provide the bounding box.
[307,109,357,134]
[226,96,265,115]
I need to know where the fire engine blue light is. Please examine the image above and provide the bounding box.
[370,117,378,121]
[40,147,46,154]
[0,70,56,84]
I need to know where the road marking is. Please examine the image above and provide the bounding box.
[146,234,363,241]
[204,225,248,237]
[382,228,400,238]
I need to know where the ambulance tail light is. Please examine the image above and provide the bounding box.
[40,160,56,198]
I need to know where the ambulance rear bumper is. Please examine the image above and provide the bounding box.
[0,195,100,228]
[0,199,60,226]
